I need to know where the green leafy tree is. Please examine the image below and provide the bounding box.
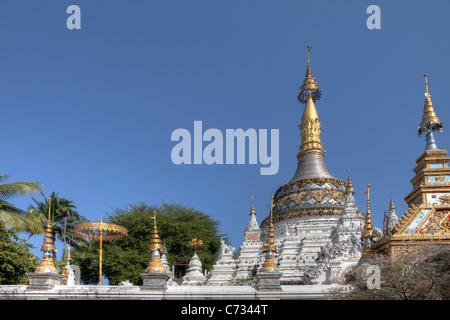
[0,221,39,284]
[70,240,99,285]
[72,202,226,285]
[27,192,88,259]
[0,175,43,233]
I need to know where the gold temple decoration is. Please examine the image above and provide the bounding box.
[389,194,395,211]
[346,169,354,194]
[61,243,73,285]
[361,184,374,238]
[439,213,450,232]
[359,184,375,263]
[373,74,450,258]
[250,196,255,215]
[297,47,325,158]
[189,237,203,253]
[418,74,442,134]
[298,46,321,103]
[74,217,128,285]
[441,195,450,204]
[35,197,58,273]
[145,211,165,273]
[259,197,279,272]
[148,211,163,252]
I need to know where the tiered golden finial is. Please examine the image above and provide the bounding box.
[298,46,321,103]
[361,184,374,238]
[418,74,443,134]
[297,47,325,158]
[259,197,279,272]
[146,211,165,273]
[35,197,58,273]
[149,211,163,252]
[250,196,255,215]
[389,193,395,211]
[61,243,73,285]
[360,184,375,263]
[66,243,72,262]
[346,169,354,194]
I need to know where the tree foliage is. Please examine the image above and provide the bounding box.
[0,175,44,234]
[27,192,87,259]
[0,221,39,284]
[71,202,226,285]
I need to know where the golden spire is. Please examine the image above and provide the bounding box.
[66,243,72,262]
[259,197,279,272]
[346,169,354,194]
[359,184,375,264]
[297,94,325,157]
[146,211,165,273]
[250,196,255,215]
[61,243,73,285]
[361,184,374,238]
[35,197,58,273]
[149,211,163,252]
[418,74,443,134]
[298,46,321,103]
[297,47,325,158]
[389,194,395,211]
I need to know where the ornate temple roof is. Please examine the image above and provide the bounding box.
[374,74,450,256]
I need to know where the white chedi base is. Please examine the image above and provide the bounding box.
[207,240,238,284]
[182,253,206,284]
[235,240,264,279]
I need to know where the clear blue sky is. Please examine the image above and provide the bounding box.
[1,1,449,258]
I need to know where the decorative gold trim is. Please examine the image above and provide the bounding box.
[74,219,128,241]
[394,203,428,235]
[74,218,128,285]
[439,212,450,232]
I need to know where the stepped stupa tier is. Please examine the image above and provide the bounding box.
[261,47,347,231]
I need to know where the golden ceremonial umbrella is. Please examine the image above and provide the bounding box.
[74,217,127,285]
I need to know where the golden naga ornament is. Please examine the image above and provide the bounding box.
[74,217,127,285]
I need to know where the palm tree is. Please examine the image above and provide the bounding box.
[0,175,44,233]
[28,192,88,259]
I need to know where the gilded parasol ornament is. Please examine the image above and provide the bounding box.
[189,238,203,253]
[74,217,128,285]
